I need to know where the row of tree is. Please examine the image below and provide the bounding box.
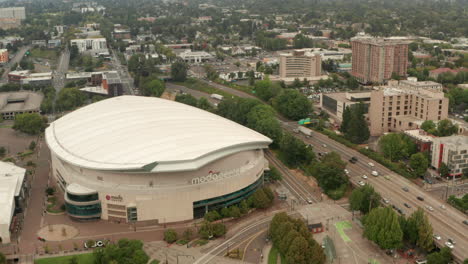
[269,213,326,264]
[307,152,348,199]
[340,103,370,144]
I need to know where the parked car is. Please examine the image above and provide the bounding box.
[445,242,454,249]
[433,234,441,240]
[417,196,424,201]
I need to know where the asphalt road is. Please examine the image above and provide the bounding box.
[282,122,468,263]
[110,50,135,95]
[1,45,31,82]
[52,48,70,93]
[176,79,468,263]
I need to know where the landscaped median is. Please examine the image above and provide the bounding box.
[35,253,94,264]
[174,78,239,100]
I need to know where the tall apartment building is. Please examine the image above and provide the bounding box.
[351,36,409,84]
[431,136,468,176]
[279,50,322,80]
[0,49,8,63]
[369,78,449,136]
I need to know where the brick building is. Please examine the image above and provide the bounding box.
[351,36,409,84]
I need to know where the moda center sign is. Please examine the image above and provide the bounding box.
[191,168,241,185]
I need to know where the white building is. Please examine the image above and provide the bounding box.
[178,50,213,63]
[0,7,26,20]
[0,162,26,244]
[70,38,108,56]
[431,136,468,177]
[45,96,271,223]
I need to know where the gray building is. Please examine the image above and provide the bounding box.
[0,7,26,20]
[0,91,43,120]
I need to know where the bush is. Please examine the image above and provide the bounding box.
[45,187,55,196]
[325,183,348,200]
[0,146,5,157]
[204,210,221,222]
[29,141,36,150]
[164,229,178,243]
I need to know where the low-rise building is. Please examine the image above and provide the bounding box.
[177,50,213,63]
[47,39,61,49]
[403,129,434,152]
[0,91,43,120]
[431,136,468,177]
[0,49,8,63]
[320,92,371,121]
[279,50,322,80]
[77,71,123,97]
[70,38,108,56]
[31,40,46,47]
[8,70,53,86]
[0,161,27,244]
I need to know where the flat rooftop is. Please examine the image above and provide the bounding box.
[0,161,26,229]
[323,92,371,102]
[403,129,434,143]
[0,91,43,113]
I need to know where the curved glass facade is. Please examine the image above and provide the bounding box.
[193,175,263,219]
[65,202,102,219]
[67,193,99,202]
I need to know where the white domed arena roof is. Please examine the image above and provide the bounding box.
[45,96,272,172]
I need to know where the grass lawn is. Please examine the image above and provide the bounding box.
[175,78,239,99]
[35,253,94,264]
[30,48,59,60]
[268,246,279,264]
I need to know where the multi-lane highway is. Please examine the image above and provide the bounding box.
[110,49,136,95]
[172,79,468,262]
[1,45,31,83]
[281,121,468,262]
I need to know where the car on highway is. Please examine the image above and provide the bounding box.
[404,203,411,208]
[344,169,349,174]
[402,186,409,192]
[368,162,375,167]
[384,175,391,180]
[417,196,424,201]
[448,238,456,245]
[463,220,468,225]
[397,208,405,215]
[362,175,368,179]
[445,242,454,249]
[349,157,358,163]
[371,171,379,176]
[425,205,434,212]
[307,199,313,204]
[357,181,365,186]
[433,234,441,240]
[440,204,446,210]
[415,260,427,264]
[382,198,390,204]
[322,144,327,148]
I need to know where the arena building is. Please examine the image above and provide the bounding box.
[45,96,272,224]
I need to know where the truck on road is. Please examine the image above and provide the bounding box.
[298,126,313,137]
[210,93,224,100]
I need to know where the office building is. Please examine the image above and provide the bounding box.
[368,78,449,136]
[70,38,108,56]
[351,36,409,84]
[0,7,25,20]
[279,50,322,79]
[0,91,43,120]
[431,136,468,177]
[320,92,371,121]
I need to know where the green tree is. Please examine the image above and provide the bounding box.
[216,97,261,125]
[363,207,403,250]
[427,247,452,264]
[349,184,381,214]
[93,239,149,264]
[268,166,282,182]
[164,229,178,243]
[279,132,315,167]
[379,133,417,162]
[420,120,436,133]
[0,252,5,264]
[204,211,221,222]
[197,97,213,111]
[13,113,47,135]
[250,188,273,209]
[29,141,36,151]
[412,209,434,252]
[435,119,458,137]
[246,104,282,144]
[410,153,429,178]
[342,104,369,144]
[254,78,281,102]
[0,147,6,157]
[171,61,188,82]
[229,206,242,218]
[56,88,86,112]
[141,79,165,97]
[439,162,450,178]
[175,93,198,107]
[272,89,312,120]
